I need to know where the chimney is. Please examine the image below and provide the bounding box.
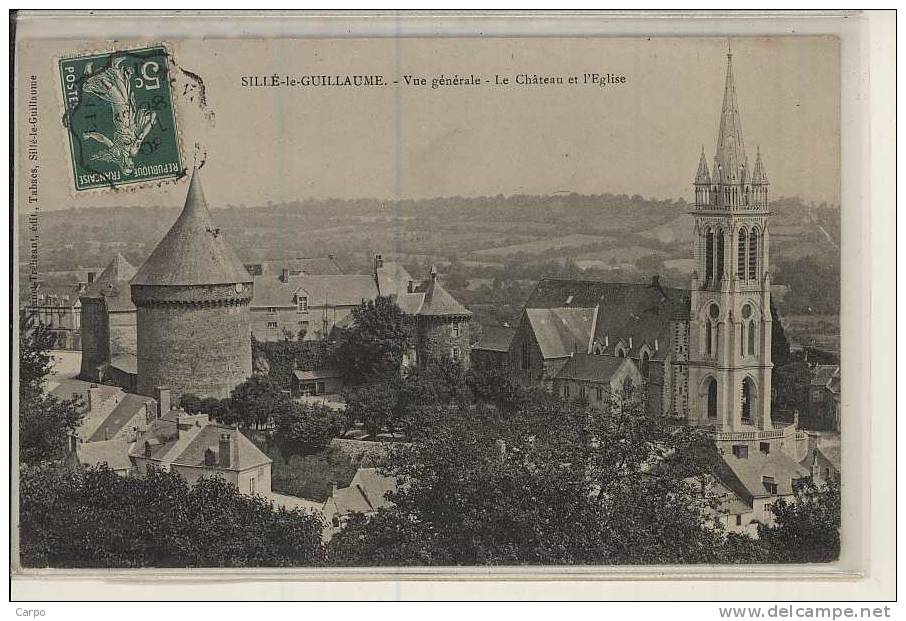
[156,386,171,417]
[87,272,96,284]
[87,384,100,415]
[219,433,232,468]
[280,268,290,283]
[430,264,438,283]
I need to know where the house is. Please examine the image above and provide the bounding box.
[717,445,811,527]
[551,353,643,411]
[130,411,272,496]
[322,467,397,535]
[806,364,841,431]
[24,277,92,350]
[292,368,344,398]
[51,377,156,444]
[68,437,134,476]
[801,435,841,485]
[471,325,516,371]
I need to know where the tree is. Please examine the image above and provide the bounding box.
[332,297,413,385]
[228,375,294,429]
[772,360,812,414]
[757,478,841,563]
[18,312,83,465]
[19,464,326,568]
[274,402,344,455]
[327,394,733,566]
[343,382,398,438]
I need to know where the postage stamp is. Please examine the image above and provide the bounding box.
[58,45,182,191]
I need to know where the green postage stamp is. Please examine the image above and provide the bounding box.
[59,45,182,191]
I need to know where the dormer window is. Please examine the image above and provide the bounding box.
[297,296,308,313]
[144,441,152,458]
[762,475,778,495]
[451,323,461,337]
[732,444,748,459]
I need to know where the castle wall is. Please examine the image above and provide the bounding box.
[416,316,471,369]
[108,310,137,357]
[134,284,253,402]
[79,299,109,380]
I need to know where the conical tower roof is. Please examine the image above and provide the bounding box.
[695,146,711,184]
[713,50,748,184]
[131,169,251,286]
[418,266,472,318]
[83,253,137,310]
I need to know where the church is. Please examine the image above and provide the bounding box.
[478,50,811,495]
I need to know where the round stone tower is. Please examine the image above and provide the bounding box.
[131,168,253,402]
[415,265,472,369]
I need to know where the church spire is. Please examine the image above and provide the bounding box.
[714,49,748,184]
[695,145,711,184]
[752,146,768,185]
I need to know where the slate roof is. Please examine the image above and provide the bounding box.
[524,278,690,360]
[130,413,270,471]
[472,325,516,352]
[395,291,426,315]
[82,254,137,312]
[718,449,811,505]
[417,273,472,317]
[76,439,133,471]
[323,467,397,517]
[817,445,841,471]
[524,307,596,359]
[86,392,154,442]
[131,169,252,286]
[110,354,138,375]
[375,262,415,297]
[294,368,343,381]
[251,274,377,309]
[554,353,635,383]
[811,365,840,389]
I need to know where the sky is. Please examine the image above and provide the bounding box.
[18,35,840,210]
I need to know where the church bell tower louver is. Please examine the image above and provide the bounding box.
[688,48,773,433]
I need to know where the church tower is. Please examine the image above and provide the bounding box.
[688,49,772,432]
[131,168,253,403]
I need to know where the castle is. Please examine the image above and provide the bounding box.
[79,169,471,403]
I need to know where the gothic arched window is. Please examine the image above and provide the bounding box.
[705,228,714,282]
[748,320,757,356]
[714,229,725,282]
[748,228,759,281]
[737,228,748,278]
[640,351,650,379]
[706,377,718,419]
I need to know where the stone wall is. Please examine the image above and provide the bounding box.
[79,298,109,380]
[416,316,471,369]
[108,310,137,357]
[135,291,252,402]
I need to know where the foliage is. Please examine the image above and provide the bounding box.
[772,361,813,415]
[775,253,841,315]
[343,382,399,438]
[757,478,841,563]
[274,402,345,455]
[19,464,325,568]
[18,312,83,465]
[251,335,334,391]
[466,365,547,414]
[228,375,294,429]
[332,297,413,385]
[328,394,734,566]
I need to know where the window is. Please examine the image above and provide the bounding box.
[742,378,755,423]
[451,347,461,362]
[748,229,759,280]
[747,321,756,356]
[706,322,713,356]
[735,515,743,527]
[266,306,277,314]
[714,229,725,281]
[706,378,717,419]
[579,385,586,399]
[316,382,325,394]
[596,387,603,401]
[760,442,770,454]
[732,445,748,459]
[640,351,650,379]
[563,383,570,398]
[204,448,216,466]
[622,377,634,397]
[266,321,278,329]
[452,323,461,337]
[521,342,530,370]
[297,296,308,313]
[762,475,778,495]
[737,229,748,278]
[705,229,714,281]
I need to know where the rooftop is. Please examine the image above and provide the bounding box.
[554,353,635,384]
[472,325,516,352]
